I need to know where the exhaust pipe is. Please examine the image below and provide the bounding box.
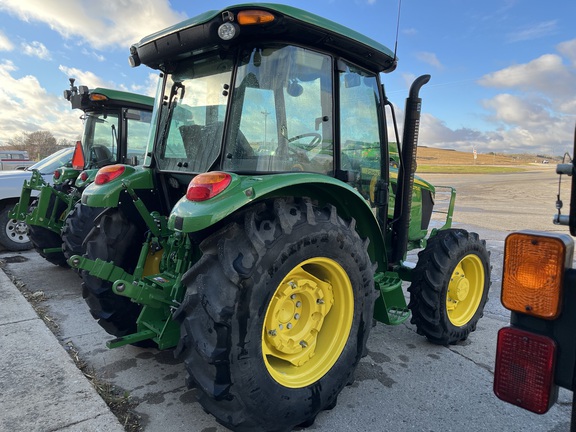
[390,74,430,265]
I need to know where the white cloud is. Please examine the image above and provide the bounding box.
[415,52,443,70]
[478,53,575,98]
[21,41,51,60]
[81,48,105,62]
[558,39,576,68]
[506,20,558,43]
[0,30,14,51]
[0,0,187,50]
[130,72,161,98]
[58,65,118,91]
[0,60,80,143]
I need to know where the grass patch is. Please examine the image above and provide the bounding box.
[416,165,528,174]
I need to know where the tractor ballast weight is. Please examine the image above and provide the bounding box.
[69,5,491,431]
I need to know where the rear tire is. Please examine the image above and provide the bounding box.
[81,209,145,337]
[174,198,375,432]
[62,201,104,261]
[407,229,491,345]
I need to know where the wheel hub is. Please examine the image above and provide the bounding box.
[446,255,485,326]
[264,274,333,366]
[6,218,29,243]
[262,257,354,388]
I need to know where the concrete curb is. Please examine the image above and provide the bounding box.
[0,269,124,432]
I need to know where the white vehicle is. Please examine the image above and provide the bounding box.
[0,149,35,170]
[0,147,74,251]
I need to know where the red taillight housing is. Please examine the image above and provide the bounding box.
[494,327,558,414]
[80,171,89,182]
[186,172,232,202]
[95,165,126,185]
[53,169,61,180]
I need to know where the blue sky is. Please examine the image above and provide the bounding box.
[0,0,574,156]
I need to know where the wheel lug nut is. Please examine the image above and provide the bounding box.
[294,313,300,320]
[287,323,293,329]
[300,341,307,348]
[296,301,301,307]
[268,330,277,336]
[291,294,296,299]
[289,281,297,289]
[317,299,324,304]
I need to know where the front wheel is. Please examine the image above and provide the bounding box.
[175,198,375,432]
[0,205,32,251]
[408,229,491,345]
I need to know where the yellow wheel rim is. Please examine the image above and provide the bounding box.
[446,254,485,326]
[262,257,354,388]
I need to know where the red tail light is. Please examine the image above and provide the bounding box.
[186,172,231,202]
[494,327,558,414]
[80,171,89,182]
[53,169,61,180]
[95,165,126,185]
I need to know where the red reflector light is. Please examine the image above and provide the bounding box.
[80,171,89,182]
[95,165,126,185]
[53,169,61,180]
[186,172,232,202]
[494,327,557,414]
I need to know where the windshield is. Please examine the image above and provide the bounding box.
[82,112,120,168]
[28,147,74,174]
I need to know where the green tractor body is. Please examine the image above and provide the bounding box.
[10,83,153,265]
[70,4,491,431]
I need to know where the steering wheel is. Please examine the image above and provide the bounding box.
[287,132,322,152]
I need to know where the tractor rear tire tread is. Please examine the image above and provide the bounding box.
[174,197,375,432]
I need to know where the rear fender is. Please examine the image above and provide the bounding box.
[81,165,154,208]
[170,172,387,268]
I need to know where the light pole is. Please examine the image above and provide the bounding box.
[261,110,270,148]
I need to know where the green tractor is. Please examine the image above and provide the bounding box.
[10,79,153,266]
[70,4,491,431]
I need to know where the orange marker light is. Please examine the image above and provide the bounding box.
[89,93,109,102]
[186,172,231,202]
[502,232,569,319]
[237,10,275,25]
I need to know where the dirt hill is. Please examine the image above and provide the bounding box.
[416,146,558,166]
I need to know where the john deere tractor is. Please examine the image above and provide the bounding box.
[70,4,491,431]
[11,79,153,266]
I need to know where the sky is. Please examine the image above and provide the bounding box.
[0,0,574,156]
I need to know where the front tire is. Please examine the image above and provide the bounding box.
[175,198,375,432]
[407,229,491,345]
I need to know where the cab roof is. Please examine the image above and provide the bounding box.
[131,3,397,74]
